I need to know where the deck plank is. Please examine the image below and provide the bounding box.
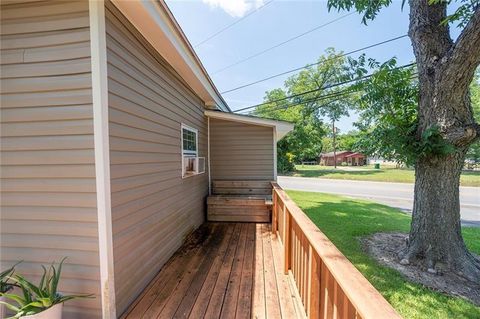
[235,223,255,319]
[172,224,235,318]
[122,225,218,318]
[203,223,242,318]
[187,224,238,319]
[141,225,221,319]
[219,223,248,318]
[123,222,303,319]
[252,223,266,319]
[261,224,283,319]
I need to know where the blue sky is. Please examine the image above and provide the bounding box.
[166,0,415,132]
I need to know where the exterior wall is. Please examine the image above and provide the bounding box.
[210,119,274,180]
[104,3,209,315]
[0,1,102,318]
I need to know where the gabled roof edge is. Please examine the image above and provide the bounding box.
[205,110,294,140]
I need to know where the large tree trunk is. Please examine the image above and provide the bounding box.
[402,0,480,282]
[403,150,480,281]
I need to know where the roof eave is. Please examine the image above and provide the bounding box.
[111,0,230,112]
[205,110,294,141]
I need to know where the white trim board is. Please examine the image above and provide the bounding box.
[89,1,116,317]
[205,110,294,140]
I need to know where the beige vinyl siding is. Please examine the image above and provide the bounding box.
[210,119,275,180]
[0,1,101,318]
[104,3,209,315]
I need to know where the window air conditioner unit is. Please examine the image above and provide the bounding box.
[183,156,205,176]
[195,157,205,174]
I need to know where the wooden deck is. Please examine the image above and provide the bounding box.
[122,222,305,319]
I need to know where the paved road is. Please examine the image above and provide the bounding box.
[278,176,480,227]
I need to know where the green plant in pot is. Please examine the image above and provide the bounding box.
[1,262,21,319]
[0,258,92,319]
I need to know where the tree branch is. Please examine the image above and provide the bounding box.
[408,0,453,68]
[445,6,480,87]
[444,123,480,147]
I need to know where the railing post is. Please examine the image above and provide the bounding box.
[283,208,290,274]
[272,189,277,234]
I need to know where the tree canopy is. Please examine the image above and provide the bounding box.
[253,48,359,170]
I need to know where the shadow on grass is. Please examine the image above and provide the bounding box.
[287,191,480,319]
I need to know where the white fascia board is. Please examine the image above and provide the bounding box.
[205,110,294,141]
[111,0,229,112]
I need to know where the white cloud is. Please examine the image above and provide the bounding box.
[202,0,265,18]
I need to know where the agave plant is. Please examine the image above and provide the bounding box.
[0,258,92,318]
[0,262,21,293]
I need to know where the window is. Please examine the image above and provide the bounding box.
[181,124,205,177]
[182,126,197,156]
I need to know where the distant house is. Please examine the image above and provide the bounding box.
[319,151,366,166]
[345,152,367,166]
[367,156,398,166]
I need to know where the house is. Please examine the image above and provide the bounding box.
[0,1,293,317]
[367,155,398,166]
[0,1,400,318]
[345,152,366,166]
[319,151,366,166]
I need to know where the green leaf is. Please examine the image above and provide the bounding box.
[0,293,27,307]
[0,300,21,313]
[39,265,47,292]
[12,275,44,298]
[24,301,45,308]
[37,297,53,308]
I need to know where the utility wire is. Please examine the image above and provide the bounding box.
[194,0,275,48]
[242,73,418,117]
[211,12,354,75]
[221,34,409,94]
[239,88,358,115]
[241,73,419,117]
[233,63,416,113]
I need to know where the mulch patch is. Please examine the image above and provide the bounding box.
[360,232,480,306]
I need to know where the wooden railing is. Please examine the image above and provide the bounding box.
[271,182,402,319]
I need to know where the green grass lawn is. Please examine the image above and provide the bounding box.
[292,165,480,187]
[287,190,480,319]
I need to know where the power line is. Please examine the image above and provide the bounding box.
[239,88,358,115]
[233,63,416,113]
[194,0,275,48]
[211,12,354,75]
[240,72,418,117]
[221,34,409,94]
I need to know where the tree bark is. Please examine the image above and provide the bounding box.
[403,0,480,282]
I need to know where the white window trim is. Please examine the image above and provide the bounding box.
[181,124,204,178]
[181,124,198,156]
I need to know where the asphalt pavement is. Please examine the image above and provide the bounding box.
[277,176,480,227]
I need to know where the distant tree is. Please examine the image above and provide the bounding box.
[254,48,358,170]
[253,89,325,173]
[353,61,419,165]
[328,0,480,280]
[321,130,361,153]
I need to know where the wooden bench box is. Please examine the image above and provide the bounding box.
[207,181,272,222]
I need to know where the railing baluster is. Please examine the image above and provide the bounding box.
[283,204,290,274]
[272,190,277,234]
[308,247,320,319]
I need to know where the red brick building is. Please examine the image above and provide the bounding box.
[319,151,366,166]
